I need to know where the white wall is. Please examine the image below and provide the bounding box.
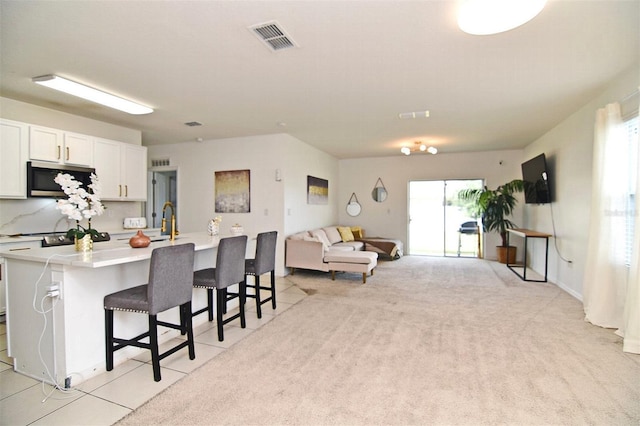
[338,149,525,259]
[146,133,339,276]
[523,63,640,299]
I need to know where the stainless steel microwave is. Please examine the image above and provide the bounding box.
[27,161,95,198]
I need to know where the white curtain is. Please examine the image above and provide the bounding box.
[584,99,640,354]
[584,103,626,327]
[621,91,640,354]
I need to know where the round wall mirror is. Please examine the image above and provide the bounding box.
[346,193,362,217]
[372,178,387,202]
[371,187,387,202]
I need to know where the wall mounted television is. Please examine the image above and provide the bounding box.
[521,153,551,204]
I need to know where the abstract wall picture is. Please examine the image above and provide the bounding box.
[307,175,328,205]
[215,169,251,213]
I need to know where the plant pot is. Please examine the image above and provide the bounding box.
[496,246,516,264]
[75,235,93,252]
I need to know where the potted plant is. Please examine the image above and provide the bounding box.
[458,179,524,263]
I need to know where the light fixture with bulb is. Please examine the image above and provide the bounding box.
[32,74,153,115]
[401,141,438,156]
[457,0,547,35]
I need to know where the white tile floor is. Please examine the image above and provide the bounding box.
[0,278,307,425]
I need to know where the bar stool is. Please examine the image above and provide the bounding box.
[104,243,196,382]
[244,231,277,318]
[192,235,247,341]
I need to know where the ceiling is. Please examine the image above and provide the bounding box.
[1,1,638,159]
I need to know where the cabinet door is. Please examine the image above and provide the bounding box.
[29,125,63,162]
[0,119,29,198]
[121,144,147,201]
[63,132,93,166]
[93,138,122,200]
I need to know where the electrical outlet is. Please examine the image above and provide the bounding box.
[47,282,62,299]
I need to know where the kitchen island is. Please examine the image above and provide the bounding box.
[2,232,223,387]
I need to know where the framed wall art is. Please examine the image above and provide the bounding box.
[307,175,328,205]
[215,169,251,213]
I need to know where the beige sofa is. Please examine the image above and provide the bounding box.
[285,226,378,283]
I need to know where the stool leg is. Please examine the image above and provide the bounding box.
[254,275,262,319]
[149,315,161,382]
[105,309,114,371]
[362,273,367,284]
[184,302,196,360]
[207,288,214,321]
[270,270,276,310]
[240,279,247,328]
[216,288,225,342]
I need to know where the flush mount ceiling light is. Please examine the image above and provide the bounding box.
[457,0,546,35]
[398,110,430,119]
[401,141,438,156]
[32,75,153,115]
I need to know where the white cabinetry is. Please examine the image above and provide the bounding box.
[0,119,29,199]
[0,239,42,315]
[29,125,93,166]
[94,138,147,201]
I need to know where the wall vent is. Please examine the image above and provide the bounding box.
[249,21,297,51]
[151,158,171,167]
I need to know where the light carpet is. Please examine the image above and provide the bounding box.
[118,256,640,425]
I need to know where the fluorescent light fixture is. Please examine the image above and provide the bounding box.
[32,75,153,115]
[457,0,546,35]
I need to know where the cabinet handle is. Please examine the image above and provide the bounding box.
[57,145,61,160]
[119,185,122,197]
[125,185,128,197]
[66,146,70,161]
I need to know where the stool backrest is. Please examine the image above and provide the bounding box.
[215,236,248,289]
[148,243,195,315]
[253,231,277,275]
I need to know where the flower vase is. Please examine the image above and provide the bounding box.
[75,235,93,252]
[129,230,151,248]
[207,219,219,236]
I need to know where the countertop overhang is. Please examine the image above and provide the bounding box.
[1,232,219,268]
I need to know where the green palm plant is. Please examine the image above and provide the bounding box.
[458,179,524,247]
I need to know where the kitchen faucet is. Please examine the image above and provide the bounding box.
[161,201,179,241]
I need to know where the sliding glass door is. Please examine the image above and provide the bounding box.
[408,179,483,256]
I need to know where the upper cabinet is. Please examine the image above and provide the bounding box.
[29,125,93,167]
[94,138,147,201]
[0,119,29,199]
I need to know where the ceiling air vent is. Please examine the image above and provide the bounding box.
[184,121,202,127]
[151,158,171,167]
[249,21,297,51]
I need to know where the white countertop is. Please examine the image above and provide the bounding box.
[1,232,220,268]
[0,228,163,245]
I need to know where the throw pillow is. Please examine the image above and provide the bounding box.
[304,235,328,251]
[322,227,343,245]
[310,229,331,250]
[351,226,363,239]
[338,226,355,242]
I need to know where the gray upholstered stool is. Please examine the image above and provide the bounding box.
[104,243,196,382]
[193,235,248,341]
[244,231,277,318]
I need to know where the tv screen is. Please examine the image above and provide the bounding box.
[521,153,551,204]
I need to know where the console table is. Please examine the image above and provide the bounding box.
[506,228,552,282]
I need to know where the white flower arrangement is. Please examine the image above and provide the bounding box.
[54,172,105,239]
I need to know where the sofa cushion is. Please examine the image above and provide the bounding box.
[288,231,310,241]
[338,226,355,242]
[310,229,332,249]
[323,226,342,245]
[328,241,364,251]
[324,251,378,264]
